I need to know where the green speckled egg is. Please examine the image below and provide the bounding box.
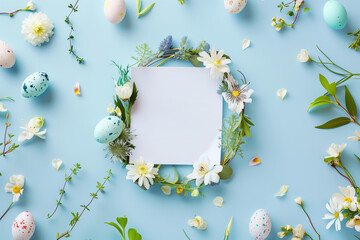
[94,116,123,143]
[323,0,347,30]
[21,72,49,98]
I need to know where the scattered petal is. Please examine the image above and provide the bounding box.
[74,82,81,95]
[161,185,171,195]
[249,157,261,166]
[213,196,224,207]
[242,39,251,51]
[277,88,287,101]
[274,185,290,197]
[0,102,7,112]
[52,159,63,171]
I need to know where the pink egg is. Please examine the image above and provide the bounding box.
[12,211,35,240]
[224,0,247,14]
[104,0,126,24]
[0,41,15,68]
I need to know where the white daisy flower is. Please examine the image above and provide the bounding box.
[197,46,231,80]
[333,186,359,212]
[21,12,54,46]
[4,175,25,202]
[323,197,344,231]
[126,157,159,190]
[187,155,223,187]
[348,130,360,141]
[18,117,47,143]
[222,74,254,114]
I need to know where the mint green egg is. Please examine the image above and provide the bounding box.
[323,0,347,30]
[94,116,123,143]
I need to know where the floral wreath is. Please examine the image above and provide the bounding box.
[101,36,254,197]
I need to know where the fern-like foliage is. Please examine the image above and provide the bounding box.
[131,43,153,66]
[106,127,136,164]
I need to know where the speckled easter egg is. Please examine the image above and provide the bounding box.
[21,72,49,98]
[104,0,126,24]
[323,0,347,30]
[94,116,123,143]
[224,0,247,14]
[0,41,15,68]
[12,211,35,240]
[249,209,271,240]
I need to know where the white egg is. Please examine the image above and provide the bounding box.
[249,209,271,240]
[224,0,247,14]
[12,211,35,240]
[104,0,126,24]
[0,41,15,68]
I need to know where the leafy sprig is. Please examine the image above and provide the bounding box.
[47,163,81,219]
[57,169,112,239]
[136,0,155,18]
[308,74,359,129]
[272,0,309,31]
[348,29,360,51]
[311,46,360,87]
[0,113,19,157]
[65,0,84,64]
[105,216,142,240]
[131,43,153,66]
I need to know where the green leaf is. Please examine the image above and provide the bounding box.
[345,86,357,117]
[105,222,124,237]
[315,117,351,129]
[115,96,126,123]
[354,235,360,240]
[241,120,251,138]
[319,74,336,97]
[138,2,155,18]
[128,228,142,240]
[189,55,201,67]
[129,82,138,110]
[116,217,128,230]
[137,0,141,13]
[304,7,310,12]
[324,156,335,163]
[308,95,334,111]
[219,165,233,180]
[355,154,360,164]
[287,11,294,16]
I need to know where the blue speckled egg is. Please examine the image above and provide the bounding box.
[249,209,271,240]
[21,72,49,98]
[94,116,123,143]
[323,0,347,30]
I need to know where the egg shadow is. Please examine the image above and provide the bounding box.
[32,85,54,105]
[117,6,132,30]
[235,1,253,21]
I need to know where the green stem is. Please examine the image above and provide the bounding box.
[0,202,13,221]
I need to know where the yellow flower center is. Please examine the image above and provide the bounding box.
[344,197,352,203]
[334,212,339,219]
[214,59,222,65]
[12,186,21,194]
[197,164,208,176]
[232,90,240,97]
[137,164,148,175]
[33,25,44,35]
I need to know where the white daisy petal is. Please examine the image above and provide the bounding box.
[242,39,251,51]
[277,88,287,101]
[274,185,290,197]
[52,159,63,171]
[213,196,224,207]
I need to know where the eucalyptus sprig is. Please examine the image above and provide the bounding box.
[65,0,84,64]
[105,216,142,240]
[0,113,19,158]
[310,46,360,87]
[348,29,360,51]
[56,169,112,239]
[47,163,81,219]
[272,0,309,31]
[308,74,359,129]
[136,0,155,18]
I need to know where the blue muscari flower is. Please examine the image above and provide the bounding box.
[159,35,173,52]
[205,43,210,52]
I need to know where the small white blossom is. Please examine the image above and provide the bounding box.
[26,1,36,11]
[188,216,207,230]
[297,49,311,62]
[18,117,47,143]
[4,175,25,202]
[187,155,223,187]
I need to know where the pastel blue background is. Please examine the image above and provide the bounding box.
[0,0,360,239]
